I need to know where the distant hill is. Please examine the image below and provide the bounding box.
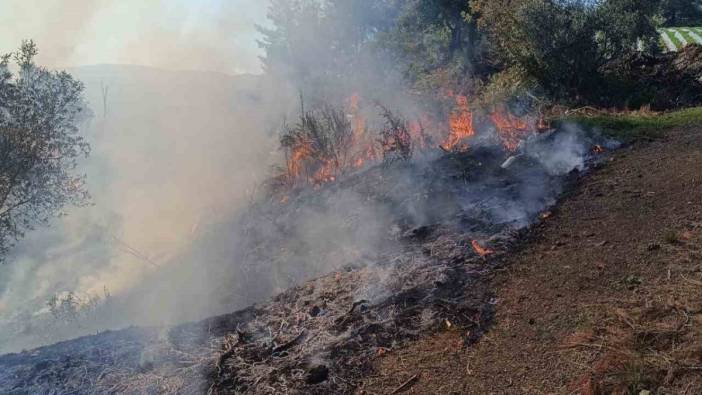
[69,65,264,114]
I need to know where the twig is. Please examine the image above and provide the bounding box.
[272,330,306,354]
[680,273,702,286]
[391,373,419,394]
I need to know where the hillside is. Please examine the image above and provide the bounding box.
[4,1,702,394]
[0,117,613,393]
[365,122,702,394]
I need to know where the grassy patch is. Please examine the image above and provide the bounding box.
[658,27,702,50]
[664,29,683,49]
[680,29,702,45]
[560,107,702,142]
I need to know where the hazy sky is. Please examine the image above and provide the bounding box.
[0,0,269,74]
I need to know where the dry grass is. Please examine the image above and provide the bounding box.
[565,224,702,394]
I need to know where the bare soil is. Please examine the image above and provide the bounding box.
[363,126,702,394]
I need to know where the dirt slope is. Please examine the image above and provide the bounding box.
[363,126,702,394]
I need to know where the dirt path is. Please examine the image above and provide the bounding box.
[362,126,702,394]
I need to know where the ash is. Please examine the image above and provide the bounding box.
[0,126,610,394]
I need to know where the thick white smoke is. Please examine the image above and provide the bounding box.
[0,0,268,74]
[0,65,290,353]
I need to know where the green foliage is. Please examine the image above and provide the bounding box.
[0,41,91,261]
[597,0,661,56]
[473,0,660,103]
[376,0,485,91]
[561,107,702,141]
[475,66,539,108]
[257,0,397,102]
[259,0,691,113]
[659,0,702,26]
[258,0,488,99]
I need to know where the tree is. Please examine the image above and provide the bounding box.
[659,0,702,26]
[0,40,90,261]
[472,0,660,104]
[375,0,487,92]
[257,0,399,104]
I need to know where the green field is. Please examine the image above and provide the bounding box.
[659,27,702,51]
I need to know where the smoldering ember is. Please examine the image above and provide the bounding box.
[2,1,702,394]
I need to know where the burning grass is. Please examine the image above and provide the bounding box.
[272,93,551,194]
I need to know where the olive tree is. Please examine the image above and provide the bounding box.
[0,41,90,261]
[472,0,660,103]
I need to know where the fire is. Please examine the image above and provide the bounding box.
[283,94,381,187]
[288,143,312,180]
[592,145,605,153]
[312,160,336,184]
[471,240,494,257]
[287,147,338,186]
[441,94,475,151]
[439,95,545,153]
[408,115,435,150]
[490,110,534,152]
[282,91,547,190]
[537,117,550,130]
[347,93,380,169]
[348,93,367,142]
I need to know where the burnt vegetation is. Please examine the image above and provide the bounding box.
[1,0,702,394]
[378,105,413,163]
[277,100,355,187]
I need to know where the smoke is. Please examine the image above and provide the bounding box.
[0,0,607,360]
[0,0,103,67]
[0,65,289,353]
[524,124,589,175]
[0,0,268,74]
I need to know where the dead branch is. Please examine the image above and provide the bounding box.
[391,373,420,394]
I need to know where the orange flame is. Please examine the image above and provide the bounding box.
[283,91,547,189]
[537,117,550,130]
[490,111,534,152]
[347,93,380,169]
[288,143,312,180]
[441,95,475,151]
[312,159,336,184]
[348,93,367,142]
[471,240,494,257]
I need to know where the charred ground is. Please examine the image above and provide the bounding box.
[365,124,702,394]
[0,125,604,394]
